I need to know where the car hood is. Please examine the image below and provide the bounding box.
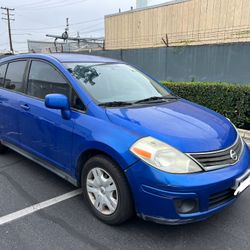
[106,99,237,153]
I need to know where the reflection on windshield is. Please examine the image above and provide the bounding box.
[68,65,99,85]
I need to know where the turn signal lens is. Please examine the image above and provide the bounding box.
[132,147,152,159]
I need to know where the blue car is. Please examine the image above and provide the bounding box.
[0,53,249,225]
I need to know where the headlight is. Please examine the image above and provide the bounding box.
[130,137,202,174]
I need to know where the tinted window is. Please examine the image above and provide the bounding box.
[0,64,7,87]
[5,61,27,92]
[27,61,69,99]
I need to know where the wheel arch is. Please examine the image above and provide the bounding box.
[75,142,137,185]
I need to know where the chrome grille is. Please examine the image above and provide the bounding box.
[190,136,243,171]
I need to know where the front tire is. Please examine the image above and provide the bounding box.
[81,155,134,225]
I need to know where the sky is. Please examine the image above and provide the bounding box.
[0,0,170,53]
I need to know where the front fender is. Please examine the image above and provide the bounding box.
[71,111,141,176]
[75,141,139,171]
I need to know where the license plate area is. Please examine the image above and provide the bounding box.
[233,169,250,196]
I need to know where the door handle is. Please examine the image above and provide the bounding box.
[20,104,30,111]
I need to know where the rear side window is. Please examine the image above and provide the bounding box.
[5,61,27,92]
[27,60,69,99]
[0,64,7,87]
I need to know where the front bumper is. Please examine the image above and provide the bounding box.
[125,143,250,225]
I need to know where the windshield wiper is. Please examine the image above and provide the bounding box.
[98,101,133,107]
[134,96,179,104]
[99,95,179,107]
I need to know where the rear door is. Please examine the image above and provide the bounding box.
[0,60,28,146]
[19,60,74,172]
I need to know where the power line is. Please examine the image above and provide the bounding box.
[20,0,89,11]
[17,0,81,9]
[12,17,103,31]
[13,41,28,44]
[76,22,104,32]
[75,22,104,33]
[12,33,32,36]
[15,12,57,28]
[16,0,63,9]
[1,7,15,53]
[65,18,103,27]
[77,27,104,35]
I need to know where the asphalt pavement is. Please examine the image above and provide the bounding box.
[0,147,250,250]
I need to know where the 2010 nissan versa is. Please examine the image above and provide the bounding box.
[0,53,249,225]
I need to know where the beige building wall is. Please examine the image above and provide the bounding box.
[105,0,250,50]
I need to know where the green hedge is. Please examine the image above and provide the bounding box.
[162,82,250,130]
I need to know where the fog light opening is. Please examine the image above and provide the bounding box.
[174,199,199,214]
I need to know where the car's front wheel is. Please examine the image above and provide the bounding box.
[81,155,134,225]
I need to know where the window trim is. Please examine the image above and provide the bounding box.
[26,58,87,113]
[0,63,8,88]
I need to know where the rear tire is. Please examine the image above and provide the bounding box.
[81,155,134,225]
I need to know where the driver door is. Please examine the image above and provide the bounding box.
[19,60,74,172]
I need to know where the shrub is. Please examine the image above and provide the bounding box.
[162,82,250,130]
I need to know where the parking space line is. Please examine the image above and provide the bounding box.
[0,189,82,226]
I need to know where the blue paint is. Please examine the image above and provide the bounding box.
[0,53,249,224]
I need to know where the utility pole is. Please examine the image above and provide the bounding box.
[1,7,15,54]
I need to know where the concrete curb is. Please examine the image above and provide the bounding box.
[238,129,250,139]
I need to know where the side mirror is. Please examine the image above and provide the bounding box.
[45,94,71,120]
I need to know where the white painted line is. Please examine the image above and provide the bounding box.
[0,189,82,226]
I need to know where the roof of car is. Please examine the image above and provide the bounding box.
[0,53,121,63]
[49,53,120,63]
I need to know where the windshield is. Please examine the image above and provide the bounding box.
[64,63,173,105]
